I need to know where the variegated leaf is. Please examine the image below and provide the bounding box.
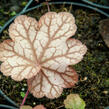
[0,12,87,98]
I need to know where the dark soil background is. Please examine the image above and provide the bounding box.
[0,0,109,109]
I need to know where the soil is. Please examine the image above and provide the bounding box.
[0,1,109,109]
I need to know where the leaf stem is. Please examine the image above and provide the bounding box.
[21,90,29,106]
[46,0,50,12]
[56,105,64,109]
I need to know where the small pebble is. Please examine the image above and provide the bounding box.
[103,91,108,94]
[33,102,36,105]
[83,77,88,81]
[81,77,88,81]
[21,88,25,91]
[23,83,27,86]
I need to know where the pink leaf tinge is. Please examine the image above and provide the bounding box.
[33,105,46,109]
[0,12,87,98]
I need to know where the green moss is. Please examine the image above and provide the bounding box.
[0,3,109,109]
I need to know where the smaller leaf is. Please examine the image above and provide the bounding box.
[64,94,86,109]
[21,2,27,6]
[20,105,32,109]
[10,11,16,16]
[20,92,25,98]
[33,105,46,109]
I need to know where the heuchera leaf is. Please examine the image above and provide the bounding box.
[20,105,32,109]
[0,12,87,98]
[33,105,46,109]
[20,105,46,109]
[64,94,86,109]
